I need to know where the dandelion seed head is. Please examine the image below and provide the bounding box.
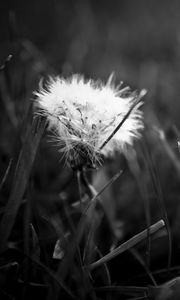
[34,74,146,169]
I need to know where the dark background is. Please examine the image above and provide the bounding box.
[1,0,180,113]
[1,0,180,122]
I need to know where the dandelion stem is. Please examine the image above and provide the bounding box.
[57,170,123,281]
[80,168,97,199]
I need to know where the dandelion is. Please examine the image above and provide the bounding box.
[34,74,146,169]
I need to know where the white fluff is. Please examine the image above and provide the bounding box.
[34,74,145,168]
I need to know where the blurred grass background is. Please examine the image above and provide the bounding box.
[1,0,180,292]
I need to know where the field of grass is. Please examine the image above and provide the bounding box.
[1,1,180,299]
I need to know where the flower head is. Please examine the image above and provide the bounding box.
[35,74,146,169]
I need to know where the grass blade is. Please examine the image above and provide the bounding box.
[87,220,165,271]
[0,115,46,253]
[143,134,172,271]
[0,158,13,190]
[57,170,123,281]
[94,285,148,294]
[100,89,146,150]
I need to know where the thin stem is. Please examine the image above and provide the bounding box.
[57,170,123,282]
[130,248,157,286]
[82,170,123,217]
[100,90,146,150]
[0,158,13,190]
[87,220,165,271]
[94,286,148,294]
[80,167,97,199]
